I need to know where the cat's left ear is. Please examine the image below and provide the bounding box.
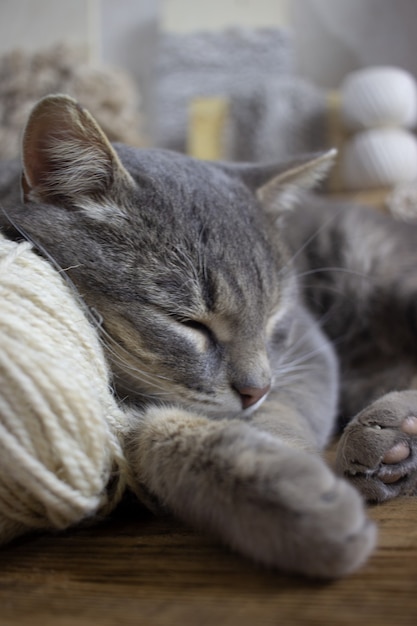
[255,150,337,215]
[21,94,134,204]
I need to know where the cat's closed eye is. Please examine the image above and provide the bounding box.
[176,319,215,352]
[181,319,213,338]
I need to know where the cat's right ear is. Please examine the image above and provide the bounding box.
[21,94,134,205]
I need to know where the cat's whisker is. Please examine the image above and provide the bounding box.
[308,305,343,333]
[107,355,171,395]
[275,361,321,375]
[99,326,173,383]
[278,205,345,278]
[172,244,201,288]
[297,266,373,281]
[273,373,311,388]
[302,283,355,300]
[101,341,173,394]
[276,315,333,366]
[57,263,84,273]
[273,364,322,385]
[272,328,337,391]
[111,374,172,402]
[281,345,331,370]
[197,225,209,281]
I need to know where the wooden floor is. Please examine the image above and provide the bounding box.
[0,489,416,626]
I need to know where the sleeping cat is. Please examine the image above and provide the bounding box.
[1,94,417,578]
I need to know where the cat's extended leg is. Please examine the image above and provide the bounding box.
[126,406,376,579]
[336,390,417,501]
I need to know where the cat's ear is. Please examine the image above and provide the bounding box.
[255,150,337,215]
[21,94,133,204]
[226,150,336,215]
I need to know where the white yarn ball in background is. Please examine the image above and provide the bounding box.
[340,128,417,190]
[341,66,417,131]
[0,233,131,545]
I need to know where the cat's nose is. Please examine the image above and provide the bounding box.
[235,384,271,410]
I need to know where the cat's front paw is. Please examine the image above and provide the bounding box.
[336,391,417,501]
[129,407,376,578]
[246,447,376,578]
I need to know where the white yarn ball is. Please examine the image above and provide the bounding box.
[0,233,130,545]
[341,66,417,131]
[340,128,417,190]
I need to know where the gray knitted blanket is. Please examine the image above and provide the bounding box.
[154,28,327,161]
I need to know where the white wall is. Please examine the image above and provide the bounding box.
[100,0,159,124]
[2,0,417,109]
[0,0,98,59]
[290,0,417,88]
[161,0,290,32]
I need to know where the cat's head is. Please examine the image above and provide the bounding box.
[18,94,335,417]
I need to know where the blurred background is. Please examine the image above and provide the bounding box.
[2,0,417,211]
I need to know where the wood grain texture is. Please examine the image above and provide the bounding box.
[0,489,416,626]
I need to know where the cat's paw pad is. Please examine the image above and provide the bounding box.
[336,392,417,501]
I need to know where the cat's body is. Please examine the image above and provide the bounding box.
[286,195,417,419]
[1,95,417,577]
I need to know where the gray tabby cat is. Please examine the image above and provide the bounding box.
[1,95,417,578]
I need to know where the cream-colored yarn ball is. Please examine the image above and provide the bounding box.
[341,66,417,131]
[340,128,417,190]
[0,232,131,545]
